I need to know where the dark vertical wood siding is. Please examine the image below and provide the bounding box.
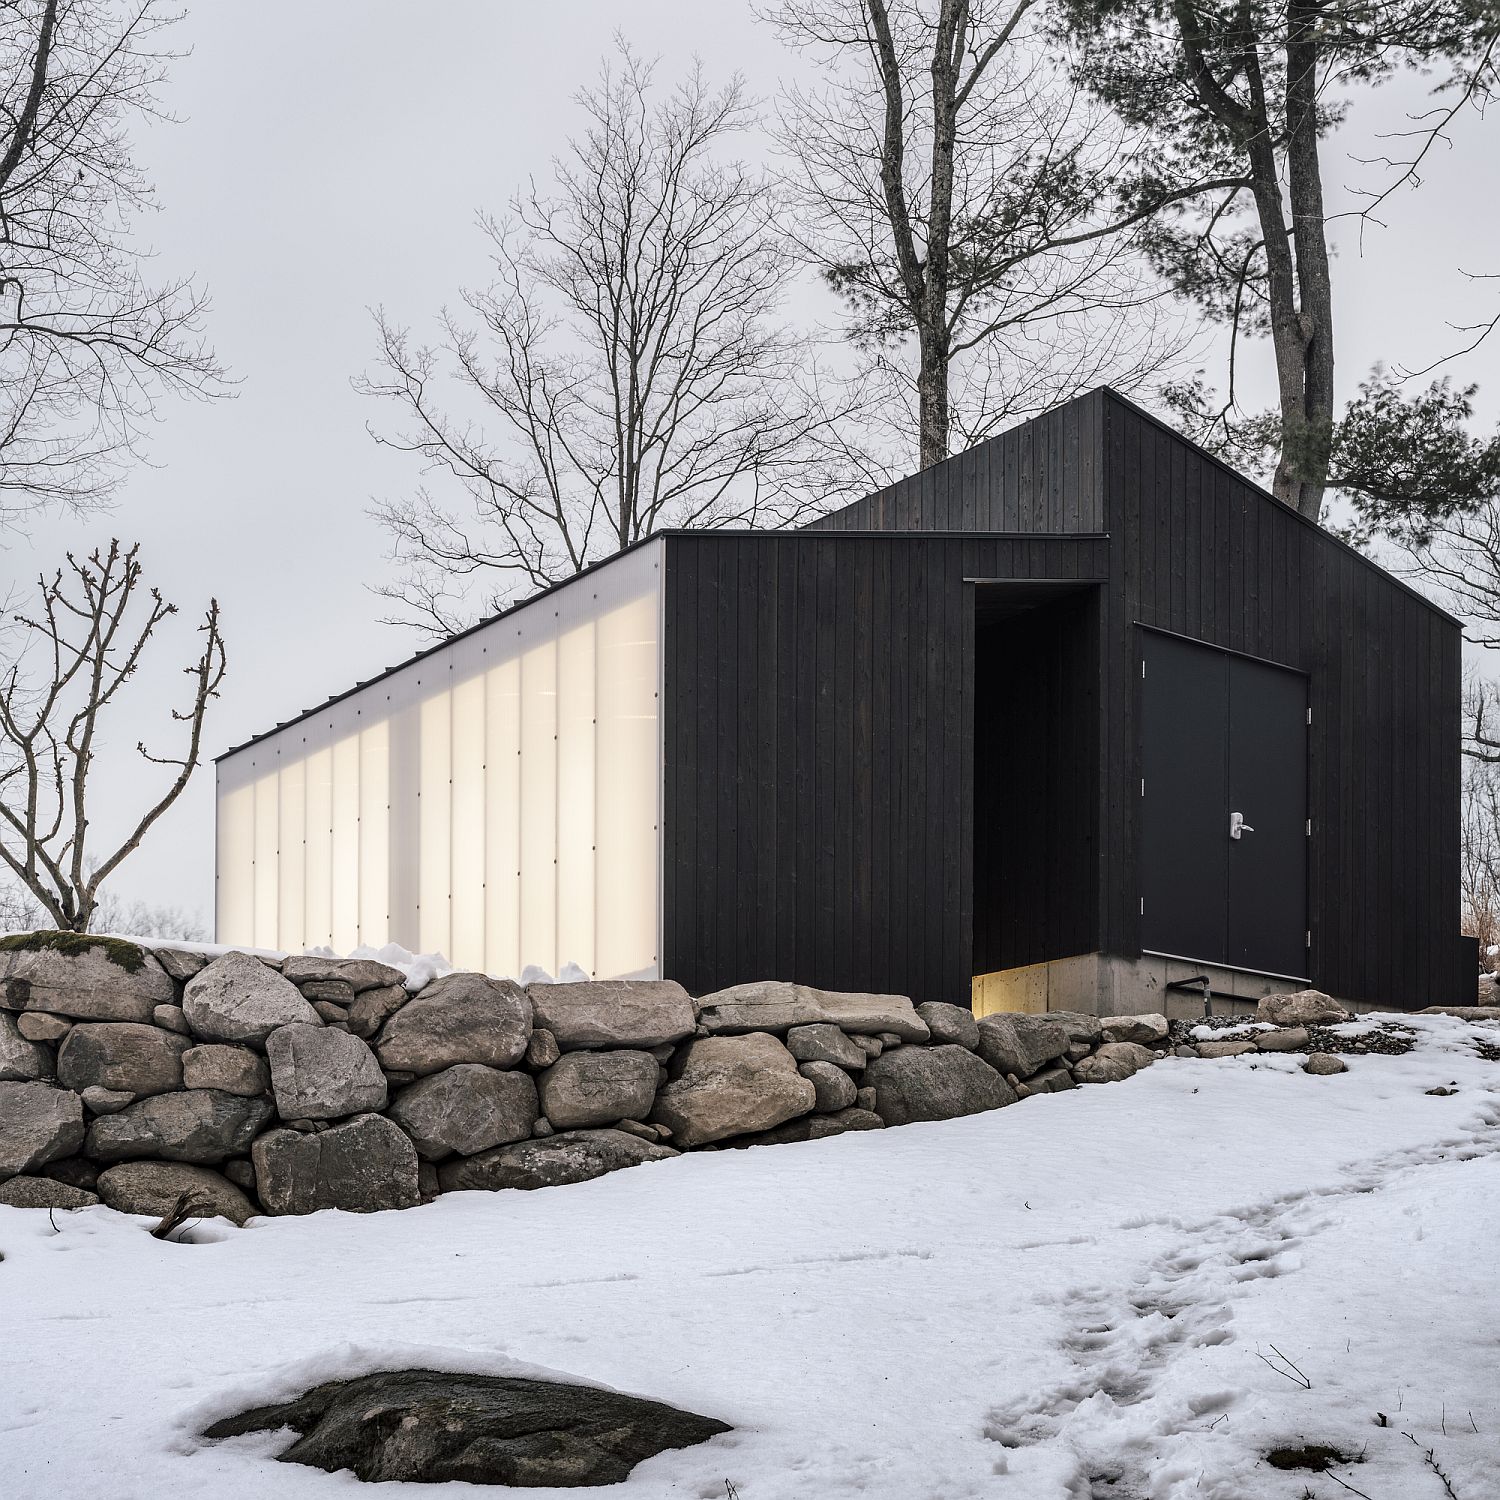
[807,392,1109,535]
[1098,394,1465,1008]
[661,532,1111,1004]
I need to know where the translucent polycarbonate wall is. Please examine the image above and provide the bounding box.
[215,542,663,978]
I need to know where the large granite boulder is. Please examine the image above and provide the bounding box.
[538,1051,659,1130]
[200,1368,730,1487]
[0,1081,85,1177]
[0,1173,98,1208]
[375,973,530,1075]
[182,1043,270,1096]
[695,981,931,1042]
[0,1012,52,1082]
[1100,1013,1169,1046]
[387,1066,538,1160]
[96,1160,257,1226]
[1044,1011,1104,1046]
[975,1014,1071,1079]
[1257,989,1348,1027]
[914,1002,980,1050]
[0,936,174,1022]
[528,980,695,1051]
[266,1025,387,1120]
[784,1023,867,1071]
[183,953,322,1045]
[862,1044,1014,1125]
[1072,1041,1156,1084]
[346,983,409,1041]
[56,1022,190,1098]
[253,1114,420,1214]
[650,1033,815,1148]
[437,1128,676,1193]
[281,955,406,992]
[85,1089,273,1163]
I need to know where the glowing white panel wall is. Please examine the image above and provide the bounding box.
[215,541,664,978]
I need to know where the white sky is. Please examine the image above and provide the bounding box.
[5,1,1498,929]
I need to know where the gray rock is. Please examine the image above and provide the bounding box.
[41,1156,99,1191]
[648,1042,676,1064]
[975,1014,1071,1079]
[650,1033,816,1148]
[375,972,530,1076]
[56,1022,189,1097]
[914,1002,980,1050]
[417,1160,440,1201]
[528,980,696,1051]
[223,1158,256,1194]
[1303,1052,1348,1076]
[81,1085,135,1113]
[183,952,322,1045]
[531,1116,555,1138]
[855,1085,877,1112]
[729,1107,886,1148]
[346,983,409,1040]
[1065,1039,1093,1063]
[1025,1064,1076,1093]
[1099,1013,1170,1046]
[612,1119,663,1144]
[1072,1041,1156,1084]
[862,1044,1014,1125]
[1256,989,1348,1027]
[854,1034,884,1059]
[301,979,356,1007]
[15,1011,70,1044]
[85,1089,273,1163]
[1417,1004,1500,1019]
[1254,1027,1310,1053]
[1,1012,53,1081]
[311,1000,349,1023]
[1173,1045,1199,1058]
[1195,1039,1258,1058]
[1,939,173,1022]
[0,1173,97,1208]
[152,1004,192,1036]
[538,1050,659,1130]
[253,1114,419,1214]
[152,947,209,982]
[182,1043,270,1096]
[281,955,406,993]
[0,1081,84,1177]
[437,1128,676,1193]
[798,1059,858,1113]
[525,1027,561,1070]
[388,1066,538,1160]
[785,1023,867,1071]
[199,1367,730,1487]
[96,1160,256,1225]
[694,981,931,1042]
[267,1025,387,1120]
[1044,1011,1104,1046]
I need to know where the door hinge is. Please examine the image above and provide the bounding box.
[1306,706,1312,725]
[1141,660,1147,679]
[1140,897,1145,916]
[1140,777,1146,797]
[1305,817,1312,836]
[1306,929,1312,948]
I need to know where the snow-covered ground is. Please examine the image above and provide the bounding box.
[2,1014,1498,1499]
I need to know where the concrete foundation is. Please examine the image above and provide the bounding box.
[971,952,1302,1021]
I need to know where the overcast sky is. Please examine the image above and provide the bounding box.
[5,1,1498,931]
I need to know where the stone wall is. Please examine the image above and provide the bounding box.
[0,934,1339,1221]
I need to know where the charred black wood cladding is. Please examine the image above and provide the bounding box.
[661,388,1464,1010]
[661,533,1111,1005]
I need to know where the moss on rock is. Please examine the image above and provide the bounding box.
[0,931,148,975]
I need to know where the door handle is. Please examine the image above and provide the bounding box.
[1229,811,1254,840]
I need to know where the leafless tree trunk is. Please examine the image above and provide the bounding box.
[0,541,226,933]
[360,47,843,637]
[0,0,224,529]
[768,0,1197,477]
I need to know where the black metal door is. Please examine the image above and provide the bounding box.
[1140,632,1308,978]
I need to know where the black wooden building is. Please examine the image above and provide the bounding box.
[661,387,1467,1013]
[218,387,1469,1014]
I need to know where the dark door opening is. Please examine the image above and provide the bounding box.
[1140,631,1308,978]
[972,585,1101,976]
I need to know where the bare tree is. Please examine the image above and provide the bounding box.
[0,0,224,529]
[360,47,841,637]
[0,540,226,933]
[1460,681,1500,955]
[1059,0,1499,524]
[767,0,1197,476]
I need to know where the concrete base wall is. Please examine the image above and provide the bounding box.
[971,952,1299,1021]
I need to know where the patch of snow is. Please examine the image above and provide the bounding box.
[2,1015,1498,1497]
[1190,1021,1277,1040]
